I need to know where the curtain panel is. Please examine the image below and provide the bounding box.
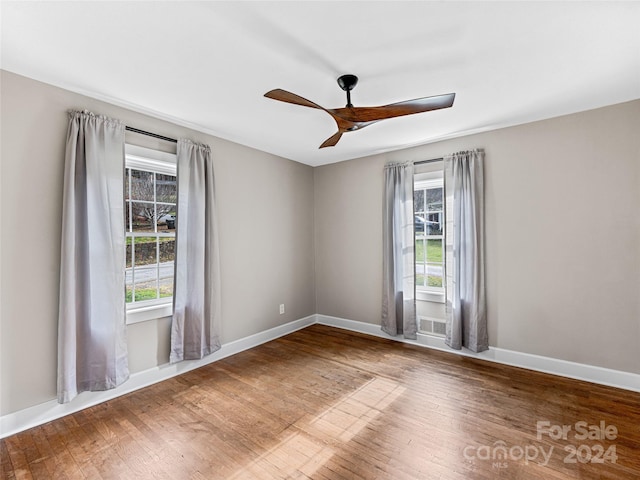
[444,149,488,352]
[170,139,222,362]
[382,162,417,339]
[58,110,129,403]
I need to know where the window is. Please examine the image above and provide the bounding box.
[414,172,444,294]
[124,145,177,323]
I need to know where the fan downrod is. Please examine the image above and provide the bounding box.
[337,74,358,108]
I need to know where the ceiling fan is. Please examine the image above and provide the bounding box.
[264,74,455,149]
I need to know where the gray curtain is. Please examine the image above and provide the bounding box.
[170,140,221,362]
[58,110,129,403]
[382,162,417,339]
[444,149,487,352]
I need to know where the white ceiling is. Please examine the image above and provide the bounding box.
[2,1,639,167]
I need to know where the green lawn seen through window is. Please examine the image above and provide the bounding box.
[415,238,443,263]
[416,274,443,288]
[126,286,173,303]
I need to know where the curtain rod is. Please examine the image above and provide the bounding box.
[125,126,177,144]
[414,157,443,165]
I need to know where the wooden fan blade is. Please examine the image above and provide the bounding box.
[333,93,455,123]
[264,89,324,110]
[319,131,343,149]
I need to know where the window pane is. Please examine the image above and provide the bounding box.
[132,266,159,302]
[160,283,173,299]
[157,205,176,232]
[125,257,132,299]
[415,182,444,291]
[131,202,156,232]
[426,239,443,263]
[130,170,154,201]
[159,238,175,298]
[426,188,443,210]
[125,201,131,232]
[134,237,158,266]
[427,271,443,288]
[125,151,177,307]
[125,169,130,200]
[156,174,177,203]
[414,189,425,213]
[125,237,133,268]
[427,212,443,235]
[415,215,426,235]
[415,238,425,262]
[160,238,175,263]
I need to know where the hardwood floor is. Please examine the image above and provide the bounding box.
[2,324,639,479]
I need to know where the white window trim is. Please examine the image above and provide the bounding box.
[125,144,177,171]
[414,178,442,191]
[416,290,445,303]
[414,170,443,185]
[127,303,174,325]
[125,144,177,325]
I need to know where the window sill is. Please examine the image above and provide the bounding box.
[126,302,173,325]
[416,289,445,303]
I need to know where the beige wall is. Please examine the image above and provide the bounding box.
[0,71,316,415]
[315,100,640,374]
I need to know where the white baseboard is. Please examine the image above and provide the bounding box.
[4,313,639,439]
[0,315,315,439]
[316,314,640,393]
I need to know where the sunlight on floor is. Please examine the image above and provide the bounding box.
[229,377,406,478]
[310,377,407,443]
[229,430,334,479]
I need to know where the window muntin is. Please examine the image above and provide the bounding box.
[124,145,177,310]
[414,176,444,293]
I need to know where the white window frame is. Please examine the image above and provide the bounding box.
[414,171,445,303]
[125,144,177,325]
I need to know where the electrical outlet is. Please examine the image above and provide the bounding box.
[279,304,285,315]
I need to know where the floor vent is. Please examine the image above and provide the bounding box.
[419,316,446,337]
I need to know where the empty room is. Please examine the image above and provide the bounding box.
[1,1,639,479]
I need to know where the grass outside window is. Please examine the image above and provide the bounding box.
[415,238,442,263]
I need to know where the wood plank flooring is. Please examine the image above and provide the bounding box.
[2,324,639,479]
